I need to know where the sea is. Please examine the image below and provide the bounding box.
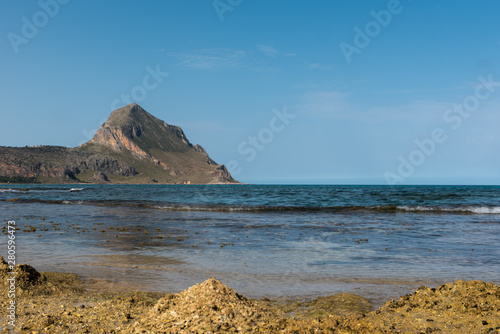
[1,185,499,304]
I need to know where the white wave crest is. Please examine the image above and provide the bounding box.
[397,205,500,214]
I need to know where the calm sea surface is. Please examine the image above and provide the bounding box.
[1,185,499,303]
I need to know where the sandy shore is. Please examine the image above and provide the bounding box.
[1,257,500,333]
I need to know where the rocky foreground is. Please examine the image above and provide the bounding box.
[1,258,499,333]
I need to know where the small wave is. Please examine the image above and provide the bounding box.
[466,206,500,214]
[397,205,500,214]
[154,204,267,212]
[153,204,353,213]
[0,187,87,193]
[4,198,500,215]
[0,188,33,193]
[397,205,436,212]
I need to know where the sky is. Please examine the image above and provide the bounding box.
[1,0,500,185]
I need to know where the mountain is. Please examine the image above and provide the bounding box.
[0,104,237,184]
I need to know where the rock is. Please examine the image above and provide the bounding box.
[63,168,77,179]
[0,258,47,292]
[93,171,109,182]
[0,256,8,271]
[192,144,207,155]
[349,280,500,333]
[211,164,233,182]
[137,278,278,332]
[3,265,500,333]
[15,264,44,288]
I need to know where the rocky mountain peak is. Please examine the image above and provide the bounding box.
[0,104,237,184]
[84,104,235,183]
[104,103,145,127]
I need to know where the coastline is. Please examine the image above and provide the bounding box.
[0,181,243,185]
[1,258,499,333]
[24,257,466,308]
[2,184,500,332]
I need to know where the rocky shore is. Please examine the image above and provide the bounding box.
[1,257,499,333]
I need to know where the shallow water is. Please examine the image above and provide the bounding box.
[2,185,499,304]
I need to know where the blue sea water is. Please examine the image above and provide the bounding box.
[1,185,499,302]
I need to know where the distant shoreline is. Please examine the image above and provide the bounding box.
[0,181,243,185]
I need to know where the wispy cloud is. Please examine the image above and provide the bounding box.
[169,49,246,70]
[257,44,295,59]
[257,44,279,58]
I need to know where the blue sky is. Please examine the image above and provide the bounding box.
[1,0,500,184]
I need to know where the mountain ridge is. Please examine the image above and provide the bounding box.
[0,104,237,184]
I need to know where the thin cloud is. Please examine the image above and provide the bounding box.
[257,44,279,58]
[257,44,295,59]
[169,49,246,70]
